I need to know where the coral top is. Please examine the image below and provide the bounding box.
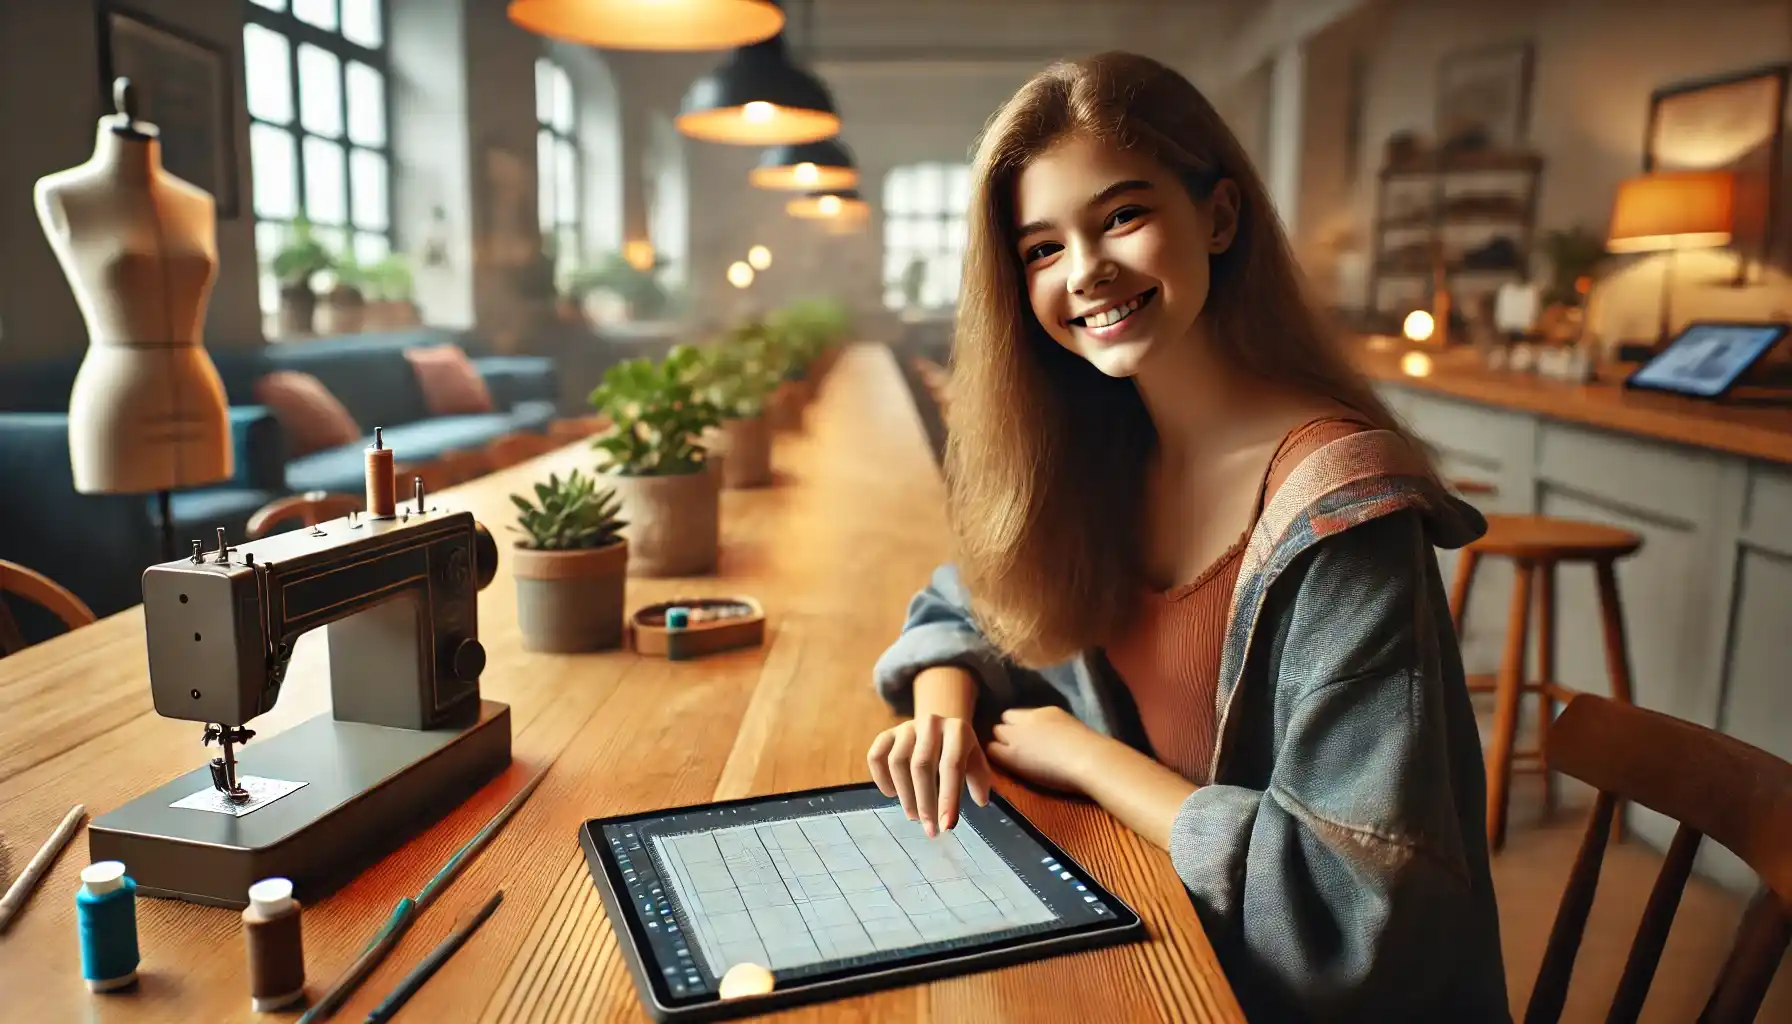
[1104,416,1373,785]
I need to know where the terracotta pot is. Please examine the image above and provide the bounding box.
[767,380,804,431]
[320,286,366,335]
[605,468,718,576]
[704,415,772,489]
[278,285,316,338]
[510,539,628,652]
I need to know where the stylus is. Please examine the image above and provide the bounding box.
[365,890,504,1023]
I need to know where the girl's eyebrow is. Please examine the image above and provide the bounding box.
[1015,179,1155,239]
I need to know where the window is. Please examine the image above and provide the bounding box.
[536,58,580,281]
[883,163,971,310]
[244,0,391,319]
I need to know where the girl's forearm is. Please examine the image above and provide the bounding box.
[1076,741,1198,852]
[913,665,978,721]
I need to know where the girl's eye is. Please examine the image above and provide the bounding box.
[1106,205,1148,229]
[1023,241,1061,263]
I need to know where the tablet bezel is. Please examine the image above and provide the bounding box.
[1622,320,1790,400]
[578,781,1146,1023]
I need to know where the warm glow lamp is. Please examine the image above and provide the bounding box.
[1402,310,1436,343]
[747,245,772,270]
[727,261,755,288]
[676,31,840,145]
[787,188,866,220]
[749,138,858,191]
[1607,170,1735,345]
[623,239,656,271]
[506,0,784,51]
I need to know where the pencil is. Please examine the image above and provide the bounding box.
[364,890,503,1023]
[0,804,86,933]
[298,766,547,1022]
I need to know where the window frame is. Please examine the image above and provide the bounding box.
[882,162,970,311]
[244,0,395,287]
[535,56,582,277]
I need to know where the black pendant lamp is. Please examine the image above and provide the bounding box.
[675,1,839,146]
[750,137,858,191]
[506,0,783,51]
[787,188,868,220]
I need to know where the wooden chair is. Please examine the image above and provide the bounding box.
[1525,693,1792,1024]
[0,560,97,656]
[485,431,561,470]
[1449,512,1644,851]
[246,491,364,539]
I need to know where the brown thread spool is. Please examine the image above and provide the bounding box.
[242,877,306,1011]
[365,427,396,518]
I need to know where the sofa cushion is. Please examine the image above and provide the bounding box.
[166,487,282,539]
[285,413,521,494]
[261,333,434,428]
[405,344,495,416]
[508,400,558,432]
[254,371,363,457]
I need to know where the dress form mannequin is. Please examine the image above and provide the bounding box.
[33,78,232,513]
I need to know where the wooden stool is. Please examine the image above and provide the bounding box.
[1448,513,1643,852]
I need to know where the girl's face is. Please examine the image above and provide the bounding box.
[1012,135,1238,378]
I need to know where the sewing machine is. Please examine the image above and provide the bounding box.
[88,478,509,908]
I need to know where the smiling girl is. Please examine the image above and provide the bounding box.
[867,53,1510,1022]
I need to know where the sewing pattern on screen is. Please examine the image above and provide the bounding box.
[652,805,1059,979]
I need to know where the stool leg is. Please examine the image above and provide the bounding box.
[1535,561,1558,819]
[1448,548,1482,638]
[1595,558,1636,843]
[1487,558,1533,853]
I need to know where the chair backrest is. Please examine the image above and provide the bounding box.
[1527,693,1792,1024]
[0,560,98,656]
[246,491,364,540]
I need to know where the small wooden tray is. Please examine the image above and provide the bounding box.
[628,596,765,660]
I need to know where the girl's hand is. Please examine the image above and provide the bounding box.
[986,706,1110,796]
[867,714,995,836]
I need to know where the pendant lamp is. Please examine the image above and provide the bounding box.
[506,0,783,51]
[787,188,868,220]
[749,138,858,191]
[677,32,840,145]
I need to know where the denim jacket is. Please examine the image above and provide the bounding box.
[873,429,1512,1023]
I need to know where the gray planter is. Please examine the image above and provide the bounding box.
[511,539,628,652]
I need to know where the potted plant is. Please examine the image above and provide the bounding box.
[319,249,367,335]
[690,328,784,488]
[364,253,418,329]
[271,217,333,338]
[508,469,630,651]
[589,345,723,576]
[572,251,673,323]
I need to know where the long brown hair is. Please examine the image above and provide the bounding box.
[946,51,1421,668]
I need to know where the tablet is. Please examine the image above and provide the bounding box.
[1624,321,1789,399]
[579,782,1145,1022]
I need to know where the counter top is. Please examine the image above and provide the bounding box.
[1350,337,1792,467]
[0,345,1244,1024]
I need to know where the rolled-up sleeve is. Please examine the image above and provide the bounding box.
[871,563,1019,715]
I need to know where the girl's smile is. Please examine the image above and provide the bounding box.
[1068,286,1158,343]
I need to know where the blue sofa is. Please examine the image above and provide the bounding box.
[0,328,557,637]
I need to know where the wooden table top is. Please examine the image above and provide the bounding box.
[1350,336,1792,467]
[0,344,1244,1023]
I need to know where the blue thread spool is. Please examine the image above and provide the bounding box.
[665,607,690,661]
[77,861,139,992]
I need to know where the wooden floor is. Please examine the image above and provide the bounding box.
[1483,709,1792,1022]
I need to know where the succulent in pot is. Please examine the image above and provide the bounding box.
[509,469,629,652]
[588,346,724,576]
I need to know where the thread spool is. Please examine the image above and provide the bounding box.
[365,426,396,518]
[243,877,306,1011]
[665,607,690,662]
[76,861,139,992]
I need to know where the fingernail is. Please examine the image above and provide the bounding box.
[923,820,935,837]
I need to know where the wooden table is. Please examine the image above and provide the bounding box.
[0,344,1244,1023]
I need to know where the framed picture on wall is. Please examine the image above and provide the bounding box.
[1435,40,1536,153]
[97,4,240,218]
[1646,63,1790,279]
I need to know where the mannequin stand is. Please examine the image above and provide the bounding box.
[157,490,175,563]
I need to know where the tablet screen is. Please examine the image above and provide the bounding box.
[1627,322,1787,397]
[585,784,1136,1009]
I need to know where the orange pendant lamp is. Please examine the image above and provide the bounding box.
[750,137,858,191]
[787,188,868,220]
[676,5,840,147]
[506,0,784,51]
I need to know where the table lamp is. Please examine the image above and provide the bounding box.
[1606,170,1735,346]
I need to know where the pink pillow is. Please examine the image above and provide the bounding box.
[405,344,494,416]
[253,371,362,457]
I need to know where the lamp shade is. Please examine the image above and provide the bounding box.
[506,0,784,51]
[676,35,840,145]
[1607,170,1735,252]
[787,188,868,220]
[749,138,858,191]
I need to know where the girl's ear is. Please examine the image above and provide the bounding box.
[1208,179,1242,254]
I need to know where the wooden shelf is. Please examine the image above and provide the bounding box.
[1368,149,1545,316]
[1379,151,1546,179]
